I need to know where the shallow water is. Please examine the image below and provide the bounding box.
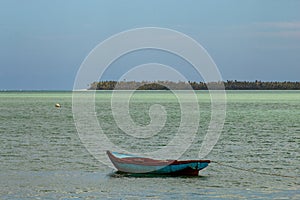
[0,91,299,199]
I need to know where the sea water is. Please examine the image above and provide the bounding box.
[0,91,299,199]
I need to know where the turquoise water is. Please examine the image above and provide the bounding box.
[0,91,299,199]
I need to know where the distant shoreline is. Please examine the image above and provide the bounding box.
[89,80,300,90]
[1,81,300,91]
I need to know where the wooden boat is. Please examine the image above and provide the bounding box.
[107,151,210,176]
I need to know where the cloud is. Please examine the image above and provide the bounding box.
[254,21,300,39]
[259,21,300,29]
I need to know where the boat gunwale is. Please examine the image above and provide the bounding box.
[107,151,210,166]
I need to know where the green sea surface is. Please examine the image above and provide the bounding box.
[0,91,299,199]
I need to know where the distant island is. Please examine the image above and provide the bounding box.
[89,80,300,90]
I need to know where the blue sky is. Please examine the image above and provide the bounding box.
[0,0,299,90]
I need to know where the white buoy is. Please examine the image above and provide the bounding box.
[55,103,61,108]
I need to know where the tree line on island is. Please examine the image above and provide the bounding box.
[89,80,300,90]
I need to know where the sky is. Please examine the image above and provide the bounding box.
[0,0,300,90]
